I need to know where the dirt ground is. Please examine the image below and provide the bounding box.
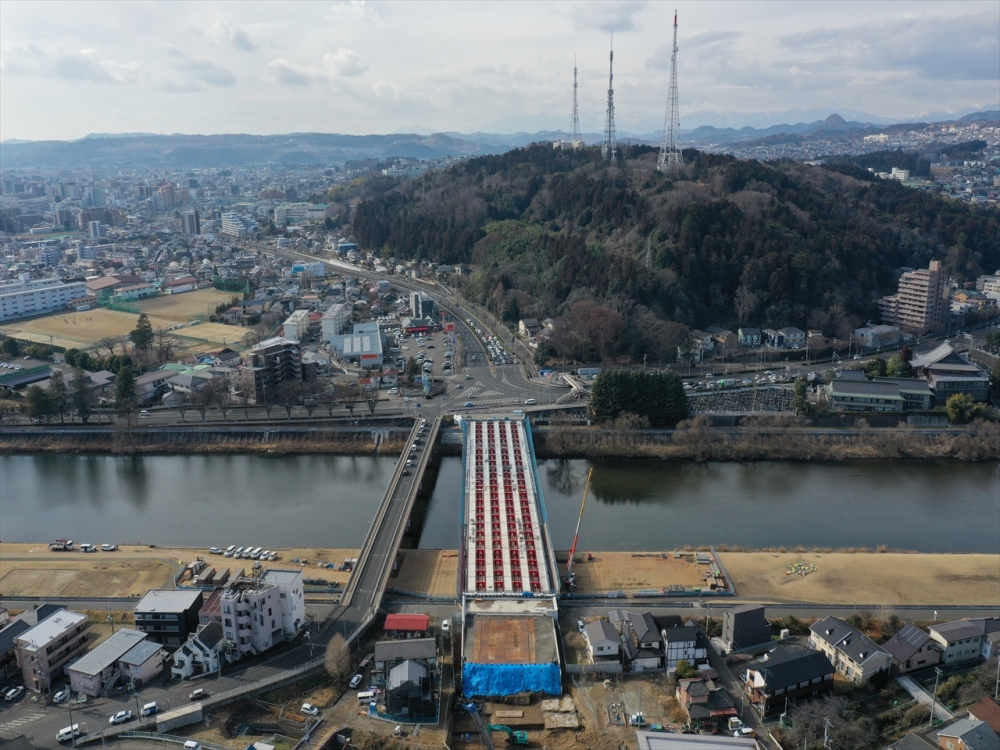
[721,552,1000,606]
[392,550,459,598]
[0,543,360,598]
[6,289,245,351]
[564,551,706,593]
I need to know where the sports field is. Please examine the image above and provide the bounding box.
[4,289,247,351]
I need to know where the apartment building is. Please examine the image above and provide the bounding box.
[0,276,89,322]
[240,336,302,403]
[219,577,283,658]
[68,628,147,697]
[220,212,257,237]
[281,309,310,343]
[321,301,351,341]
[133,590,204,648]
[14,609,90,692]
[259,569,305,640]
[878,260,948,334]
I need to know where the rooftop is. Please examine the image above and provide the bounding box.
[635,731,758,750]
[16,609,87,651]
[374,638,437,663]
[118,639,165,667]
[260,569,303,587]
[883,623,932,662]
[384,613,430,631]
[69,629,147,676]
[134,589,203,613]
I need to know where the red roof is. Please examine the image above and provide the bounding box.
[384,613,430,631]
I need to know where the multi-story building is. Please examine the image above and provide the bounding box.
[722,604,772,653]
[220,212,257,237]
[910,343,991,405]
[14,609,90,692]
[409,291,434,319]
[853,325,901,350]
[180,210,200,236]
[743,646,835,717]
[809,616,891,684]
[976,271,1000,297]
[281,309,310,343]
[0,276,89,322]
[219,577,282,658]
[133,590,204,648]
[240,336,302,404]
[68,628,147,696]
[259,569,305,640]
[929,618,1000,665]
[158,184,176,210]
[878,260,948,334]
[321,301,351,341]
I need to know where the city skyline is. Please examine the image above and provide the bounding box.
[1,0,998,142]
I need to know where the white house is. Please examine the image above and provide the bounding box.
[662,626,708,672]
[929,618,1000,665]
[585,620,620,663]
[172,623,226,680]
[260,569,305,641]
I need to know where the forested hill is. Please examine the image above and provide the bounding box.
[347,144,999,363]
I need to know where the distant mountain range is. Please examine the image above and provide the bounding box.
[1,110,996,169]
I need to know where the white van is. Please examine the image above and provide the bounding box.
[141,701,158,717]
[357,690,376,704]
[56,725,81,743]
[184,742,201,750]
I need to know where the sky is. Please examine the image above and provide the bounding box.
[1,0,997,141]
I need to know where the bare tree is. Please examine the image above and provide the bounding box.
[734,286,758,327]
[191,386,214,422]
[236,388,253,421]
[153,329,178,364]
[213,379,233,421]
[96,337,118,358]
[324,633,352,682]
[339,384,361,418]
[279,380,303,419]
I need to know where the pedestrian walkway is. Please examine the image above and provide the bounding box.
[0,712,45,733]
[896,675,955,720]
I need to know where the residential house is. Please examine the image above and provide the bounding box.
[621,612,664,672]
[779,327,807,349]
[662,625,708,672]
[937,719,1000,750]
[763,328,785,349]
[882,623,941,674]
[172,623,226,680]
[743,646,835,717]
[117,639,167,686]
[135,370,175,403]
[929,618,1000,665]
[133,589,204,648]
[68,628,148,697]
[676,674,737,731]
[721,604,772,653]
[383,613,430,639]
[198,588,224,627]
[385,659,434,719]
[969,698,1000,734]
[706,326,737,353]
[584,620,620,663]
[372,638,437,684]
[518,319,541,338]
[809,616,891,684]
[853,325,901,350]
[737,327,761,347]
[688,330,714,356]
[14,609,90,692]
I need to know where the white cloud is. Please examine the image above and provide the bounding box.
[323,48,367,77]
[161,45,236,89]
[324,0,378,23]
[571,1,646,33]
[208,21,257,52]
[263,58,322,86]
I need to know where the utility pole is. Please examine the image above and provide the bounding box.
[823,716,833,750]
[929,667,943,727]
[602,37,617,161]
[657,10,683,175]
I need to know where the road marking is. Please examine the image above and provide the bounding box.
[0,712,46,731]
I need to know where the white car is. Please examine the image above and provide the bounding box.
[109,710,133,725]
[100,544,118,551]
[53,689,71,704]
[300,703,320,716]
[349,674,364,688]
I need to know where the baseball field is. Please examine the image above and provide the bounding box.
[4,288,247,351]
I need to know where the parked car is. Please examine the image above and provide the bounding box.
[100,544,118,551]
[441,619,450,633]
[189,688,206,701]
[209,547,223,555]
[349,674,364,688]
[109,710,133,725]
[4,686,25,701]
[577,620,586,633]
[300,703,320,716]
[52,689,71,704]
[139,410,150,418]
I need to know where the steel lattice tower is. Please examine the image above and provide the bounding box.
[602,41,617,161]
[570,56,582,148]
[657,11,683,174]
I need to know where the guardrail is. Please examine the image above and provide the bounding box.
[117,732,233,750]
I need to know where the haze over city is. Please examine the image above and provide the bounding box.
[1,0,998,141]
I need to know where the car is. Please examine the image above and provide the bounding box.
[455,384,463,389]
[388,388,398,395]
[427,344,435,349]
[349,674,364,688]
[402,470,410,476]
[139,410,150,418]
[100,544,118,551]
[577,620,586,633]
[53,689,71,704]
[466,374,473,380]
[406,460,413,467]
[209,547,223,555]
[80,543,97,553]
[441,619,450,633]
[110,710,133,725]
[464,401,475,407]
[189,688,206,701]
[4,686,25,701]
[524,399,537,405]
[300,703,320,716]
[403,397,412,402]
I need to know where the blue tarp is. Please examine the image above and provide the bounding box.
[462,662,562,697]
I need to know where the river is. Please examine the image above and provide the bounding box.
[1,455,997,553]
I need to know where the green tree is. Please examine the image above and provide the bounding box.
[886,353,914,378]
[25,384,53,422]
[792,377,809,413]
[114,365,139,422]
[675,659,698,679]
[864,357,887,378]
[75,351,92,370]
[946,393,990,424]
[1,338,20,358]
[47,369,70,423]
[405,357,420,386]
[590,370,688,426]
[129,313,154,350]
[64,348,80,366]
[72,367,95,423]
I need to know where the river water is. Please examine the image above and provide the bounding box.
[1,455,997,553]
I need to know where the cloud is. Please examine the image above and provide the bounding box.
[161,45,236,89]
[323,48,367,76]
[324,0,378,22]
[53,49,142,84]
[208,22,257,52]
[571,1,645,33]
[263,58,322,85]
[647,30,742,70]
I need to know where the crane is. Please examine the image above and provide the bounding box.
[486,725,529,745]
[564,467,593,590]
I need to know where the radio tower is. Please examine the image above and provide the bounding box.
[570,56,582,149]
[602,38,617,161]
[657,11,682,174]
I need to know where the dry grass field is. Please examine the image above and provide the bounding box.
[392,549,459,597]
[721,551,1000,606]
[5,289,247,351]
[564,551,705,593]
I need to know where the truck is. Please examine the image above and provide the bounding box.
[49,539,74,551]
[728,717,756,737]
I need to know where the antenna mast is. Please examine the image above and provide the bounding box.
[602,38,617,161]
[570,56,582,148]
[658,11,683,174]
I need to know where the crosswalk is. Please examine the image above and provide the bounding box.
[0,711,46,733]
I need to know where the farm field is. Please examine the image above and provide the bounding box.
[4,289,247,350]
